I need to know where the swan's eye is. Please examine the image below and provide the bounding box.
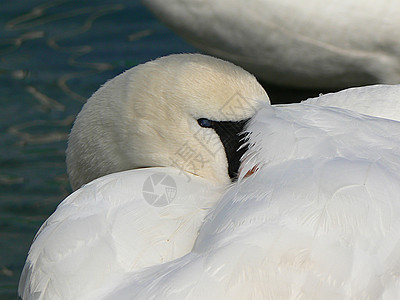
[197,118,213,128]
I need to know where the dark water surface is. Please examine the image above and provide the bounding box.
[0,1,325,298]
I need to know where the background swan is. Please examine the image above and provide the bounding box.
[142,0,400,89]
[18,54,269,299]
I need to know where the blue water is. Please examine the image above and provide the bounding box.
[0,1,196,298]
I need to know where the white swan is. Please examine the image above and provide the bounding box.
[142,0,400,89]
[19,53,400,299]
[90,90,400,299]
[18,54,269,299]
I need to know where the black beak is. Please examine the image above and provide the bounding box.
[211,119,249,180]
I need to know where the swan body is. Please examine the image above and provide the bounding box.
[142,0,400,88]
[95,102,400,299]
[19,53,400,299]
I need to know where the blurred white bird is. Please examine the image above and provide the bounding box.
[142,0,400,89]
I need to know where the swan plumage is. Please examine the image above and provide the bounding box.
[18,168,223,299]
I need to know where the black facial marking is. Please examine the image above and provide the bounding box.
[197,118,249,180]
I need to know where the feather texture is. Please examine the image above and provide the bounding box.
[304,84,400,121]
[18,168,223,299]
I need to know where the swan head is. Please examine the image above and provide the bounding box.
[66,54,269,190]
